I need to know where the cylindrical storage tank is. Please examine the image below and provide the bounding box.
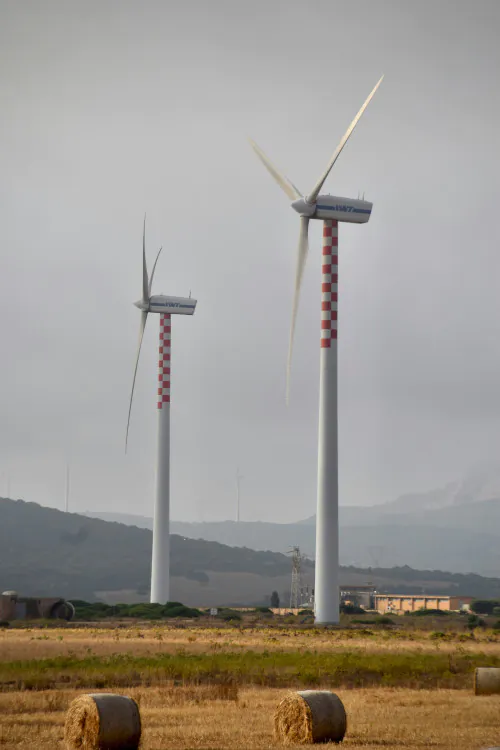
[64,693,141,750]
[50,600,75,621]
[274,690,347,744]
[474,668,500,695]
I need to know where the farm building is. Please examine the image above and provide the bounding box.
[0,591,75,621]
[374,594,474,614]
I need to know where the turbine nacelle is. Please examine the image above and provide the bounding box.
[149,295,197,315]
[291,195,373,224]
[133,296,197,315]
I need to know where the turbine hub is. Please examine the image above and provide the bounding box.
[134,299,149,311]
[291,198,315,217]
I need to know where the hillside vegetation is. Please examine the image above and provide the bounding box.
[2,498,500,604]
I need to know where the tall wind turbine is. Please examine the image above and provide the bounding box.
[126,217,197,604]
[249,76,383,624]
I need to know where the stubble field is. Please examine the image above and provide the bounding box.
[0,622,499,749]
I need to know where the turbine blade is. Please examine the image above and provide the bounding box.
[286,216,310,404]
[148,246,163,296]
[142,214,149,302]
[307,75,384,203]
[125,310,148,452]
[248,138,302,201]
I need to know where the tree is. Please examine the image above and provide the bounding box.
[470,600,500,615]
[270,591,280,608]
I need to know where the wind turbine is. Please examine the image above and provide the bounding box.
[249,76,383,624]
[126,217,197,604]
[236,468,243,523]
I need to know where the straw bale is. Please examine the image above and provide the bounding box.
[274,690,346,744]
[64,693,141,750]
[474,668,500,696]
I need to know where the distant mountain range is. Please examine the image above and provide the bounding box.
[86,467,500,576]
[3,496,500,605]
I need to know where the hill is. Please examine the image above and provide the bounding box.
[86,466,500,576]
[87,506,500,575]
[2,497,500,605]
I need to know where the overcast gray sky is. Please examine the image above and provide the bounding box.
[1,0,500,523]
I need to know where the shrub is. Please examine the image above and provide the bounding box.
[467,614,486,630]
[409,608,448,617]
[375,616,395,626]
[493,620,500,630]
[430,631,447,640]
[470,600,500,615]
[216,609,242,622]
[341,604,365,615]
[298,609,313,616]
[163,604,201,618]
[71,600,200,620]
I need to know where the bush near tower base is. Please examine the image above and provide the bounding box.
[470,600,500,615]
[70,601,201,621]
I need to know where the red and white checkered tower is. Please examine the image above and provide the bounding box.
[151,313,172,603]
[316,220,340,620]
[249,77,383,623]
[126,218,196,604]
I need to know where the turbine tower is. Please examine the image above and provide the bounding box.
[126,217,197,604]
[236,468,243,523]
[249,76,383,624]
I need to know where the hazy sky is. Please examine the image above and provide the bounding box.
[1,0,500,523]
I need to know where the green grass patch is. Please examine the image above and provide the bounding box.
[1,647,498,692]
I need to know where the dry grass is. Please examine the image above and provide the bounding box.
[1,625,498,661]
[0,686,499,749]
[1,627,499,747]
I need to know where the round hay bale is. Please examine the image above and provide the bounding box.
[274,690,347,744]
[474,667,500,695]
[64,693,141,750]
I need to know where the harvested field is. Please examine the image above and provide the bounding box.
[1,624,499,660]
[0,686,499,749]
[1,625,500,691]
[1,625,499,748]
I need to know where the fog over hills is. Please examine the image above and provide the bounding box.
[86,468,500,576]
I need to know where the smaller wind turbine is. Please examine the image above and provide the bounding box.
[236,468,243,522]
[126,216,197,604]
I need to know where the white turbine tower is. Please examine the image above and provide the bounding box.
[126,217,197,604]
[249,76,383,624]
